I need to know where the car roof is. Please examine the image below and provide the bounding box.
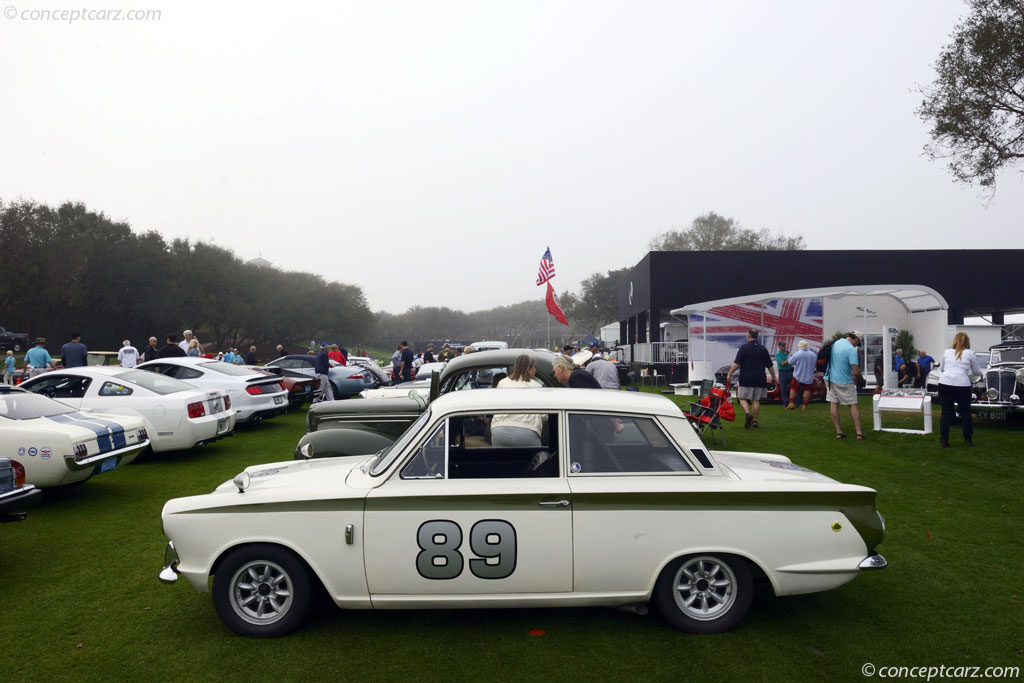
[440,348,557,377]
[39,366,130,377]
[429,387,683,418]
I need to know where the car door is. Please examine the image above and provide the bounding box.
[363,411,572,597]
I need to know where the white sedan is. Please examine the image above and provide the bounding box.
[19,367,236,452]
[159,389,886,637]
[0,386,150,487]
[138,358,288,424]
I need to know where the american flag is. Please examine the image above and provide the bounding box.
[535,247,555,286]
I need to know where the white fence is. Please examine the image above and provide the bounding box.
[625,342,688,365]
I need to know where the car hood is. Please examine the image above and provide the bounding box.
[163,456,369,515]
[712,451,840,485]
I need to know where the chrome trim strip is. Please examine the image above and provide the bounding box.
[63,439,150,470]
[859,553,888,570]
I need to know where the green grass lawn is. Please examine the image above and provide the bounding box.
[1,395,1021,682]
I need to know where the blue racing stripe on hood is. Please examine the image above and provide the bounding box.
[47,413,113,452]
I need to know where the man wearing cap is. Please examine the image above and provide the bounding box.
[437,344,454,363]
[61,332,88,368]
[585,343,620,390]
[423,344,436,364]
[24,338,55,378]
[825,332,865,440]
[314,342,334,402]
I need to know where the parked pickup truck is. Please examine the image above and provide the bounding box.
[0,327,31,353]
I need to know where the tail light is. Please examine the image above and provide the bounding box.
[187,401,206,418]
[246,383,283,395]
[73,443,89,462]
[245,385,262,395]
[224,395,231,410]
[12,460,25,487]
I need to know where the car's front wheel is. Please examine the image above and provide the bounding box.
[12,342,23,352]
[654,553,753,633]
[212,544,313,638]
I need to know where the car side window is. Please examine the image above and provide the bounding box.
[401,414,559,480]
[446,366,508,392]
[99,381,133,397]
[175,367,204,380]
[29,375,92,399]
[568,414,693,474]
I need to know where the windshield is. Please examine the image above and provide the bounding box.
[990,348,1024,365]
[199,361,260,376]
[113,370,195,395]
[0,393,76,420]
[370,407,432,476]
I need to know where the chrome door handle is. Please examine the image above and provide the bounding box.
[538,500,570,508]
[345,524,354,545]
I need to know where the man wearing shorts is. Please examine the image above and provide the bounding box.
[825,332,865,440]
[787,340,817,409]
[725,329,776,428]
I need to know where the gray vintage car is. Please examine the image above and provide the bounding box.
[295,349,560,459]
[972,342,1024,421]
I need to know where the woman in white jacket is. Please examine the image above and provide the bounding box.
[937,332,983,448]
[490,354,545,447]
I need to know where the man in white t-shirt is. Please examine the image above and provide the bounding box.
[118,339,140,368]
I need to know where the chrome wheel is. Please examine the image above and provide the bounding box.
[228,560,294,626]
[671,555,737,621]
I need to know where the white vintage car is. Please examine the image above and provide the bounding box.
[159,389,886,637]
[0,386,150,487]
[19,367,236,452]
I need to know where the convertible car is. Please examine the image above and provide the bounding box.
[298,349,559,459]
[0,386,150,487]
[158,389,887,638]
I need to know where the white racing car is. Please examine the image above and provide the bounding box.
[137,358,288,424]
[159,389,886,637]
[19,367,236,452]
[0,386,149,487]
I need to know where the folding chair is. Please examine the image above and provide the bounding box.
[651,369,666,387]
[684,387,733,447]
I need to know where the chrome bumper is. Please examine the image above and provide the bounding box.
[859,552,888,570]
[158,541,180,584]
[64,439,150,471]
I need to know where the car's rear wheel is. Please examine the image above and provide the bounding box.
[212,544,313,638]
[13,342,23,352]
[654,553,753,633]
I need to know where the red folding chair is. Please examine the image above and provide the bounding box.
[684,386,735,447]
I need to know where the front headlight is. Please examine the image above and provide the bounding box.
[986,388,999,401]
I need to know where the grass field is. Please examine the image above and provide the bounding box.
[1,392,1021,682]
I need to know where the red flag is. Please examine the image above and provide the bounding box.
[545,282,569,326]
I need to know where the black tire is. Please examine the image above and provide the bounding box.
[212,544,314,638]
[654,553,753,634]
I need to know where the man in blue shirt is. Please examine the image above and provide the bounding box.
[24,338,55,378]
[915,350,936,389]
[825,332,865,440]
[725,329,777,429]
[61,332,88,368]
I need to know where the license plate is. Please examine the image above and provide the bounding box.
[99,457,117,474]
[977,411,1007,421]
[274,396,285,405]
[217,418,229,434]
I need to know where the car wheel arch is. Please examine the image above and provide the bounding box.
[209,540,325,593]
[651,549,775,599]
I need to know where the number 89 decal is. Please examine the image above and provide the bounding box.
[416,519,517,580]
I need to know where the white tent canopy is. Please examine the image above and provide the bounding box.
[670,285,948,317]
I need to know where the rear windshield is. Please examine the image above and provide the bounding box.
[199,361,259,377]
[113,370,194,395]
[0,393,76,420]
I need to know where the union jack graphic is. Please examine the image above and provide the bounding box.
[535,247,555,286]
[690,298,823,350]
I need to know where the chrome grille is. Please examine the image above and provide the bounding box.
[985,368,1019,402]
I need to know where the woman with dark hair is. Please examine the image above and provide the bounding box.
[937,332,982,448]
[490,354,544,447]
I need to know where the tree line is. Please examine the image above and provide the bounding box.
[0,199,372,353]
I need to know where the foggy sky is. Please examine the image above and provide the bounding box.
[2,0,1021,314]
